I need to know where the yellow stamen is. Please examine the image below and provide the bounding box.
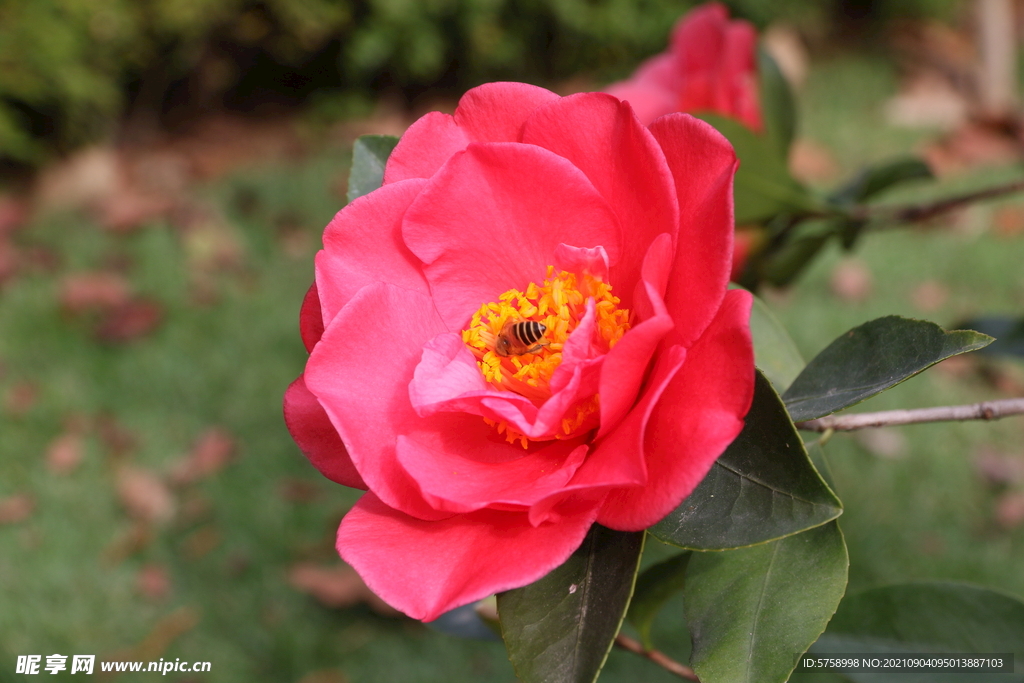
[461,268,631,447]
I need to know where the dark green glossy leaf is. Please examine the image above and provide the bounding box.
[749,291,805,391]
[697,113,821,224]
[815,582,1024,683]
[758,47,797,159]
[783,316,993,422]
[627,550,691,651]
[761,217,837,287]
[954,315,1024,358]
[830,157,934,206]
[346,134,399,203]
[498,525,645,683]
[685,522,849,683]
[828,157,932,251]
[651,371,841,550]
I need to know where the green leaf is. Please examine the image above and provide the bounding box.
[749,291,805,391]
[782,316,994,422]
[498,525,645,683]
[815,582,1024,683]
[346,134,400,203]
[827,157,932,251]
[697,113,821,224]
[650,371,842,551]
[760,217,838,287]
[685,522,849,683]
[758,47,797,159]
[627,550,691,651]
[830,157,934,206]
[953,315,1024,358]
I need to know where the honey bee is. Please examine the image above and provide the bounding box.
[495,319,549,357]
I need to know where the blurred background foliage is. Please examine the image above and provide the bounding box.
[0,0,965,167]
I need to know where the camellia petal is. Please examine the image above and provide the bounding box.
[306,283,453,521]
[283,374,366,490]
[299,282,324,352]
[315,178,429,325]
[384,82,560,184]
[607,2,762,130]
[521,93,679,303]
[598,289,754,530]
[396,435,589,512]
[337,492,598,621]
[649,113,737,347]
[604,53,681,125]
[598,234,676,437]
[402,142,622,329]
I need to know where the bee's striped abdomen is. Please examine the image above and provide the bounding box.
[513,321,546,345]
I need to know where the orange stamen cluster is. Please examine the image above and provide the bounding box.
[461,267,631,447]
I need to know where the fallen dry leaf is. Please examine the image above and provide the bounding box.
[46,433,85,475]
[181,524,222,560]
[180,215,245,273]
[855,428,908,459]
[763,23,808,89]
[995,491,1024,529]
[0,194,28,235]
[103,521,153,564]
[59,272,132,314]
[789,138,840,185]
[0,238,17,287]
[288,562,400,616]
[3,381,38,417]
[136,564,172,601]
[830,258,873,303]
[94,298,164,343]
[170,428,236,485]
[100,606,201,676]
[98,190,175,234]
[0,494,35,524]
[116,466,175,523]
[909,279,949,312]
[97,414,138,459]
[923,122,1023,176]
[34,146,123,212]
[297,670,349,683]
[279,478,322,503]
[885,72,969,130]
[974,446,1024,486]
[932,354,975,379]
[993,205,1024,238]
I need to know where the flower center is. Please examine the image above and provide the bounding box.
[461,266,631,446]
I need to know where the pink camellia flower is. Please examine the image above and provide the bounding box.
[605,2,762,131]
[283,82,755,621]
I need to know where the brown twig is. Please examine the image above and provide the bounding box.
[795,398,1024,432]
[614,633,700,681]
[850,178,1024,224]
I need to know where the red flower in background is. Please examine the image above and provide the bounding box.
[605,2,762,131]
[284,82,754,621]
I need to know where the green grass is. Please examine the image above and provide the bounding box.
[2,52,1024,682]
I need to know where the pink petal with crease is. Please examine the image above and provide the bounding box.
[306,283,452,521]
[402,142,621,329]
[522,93,679,303]
[337,492,598,621]
[283,374,366,490]
[649,113,737,347]
[315,178,429,325]
[598,289,754,530]
[384,82,560,183]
